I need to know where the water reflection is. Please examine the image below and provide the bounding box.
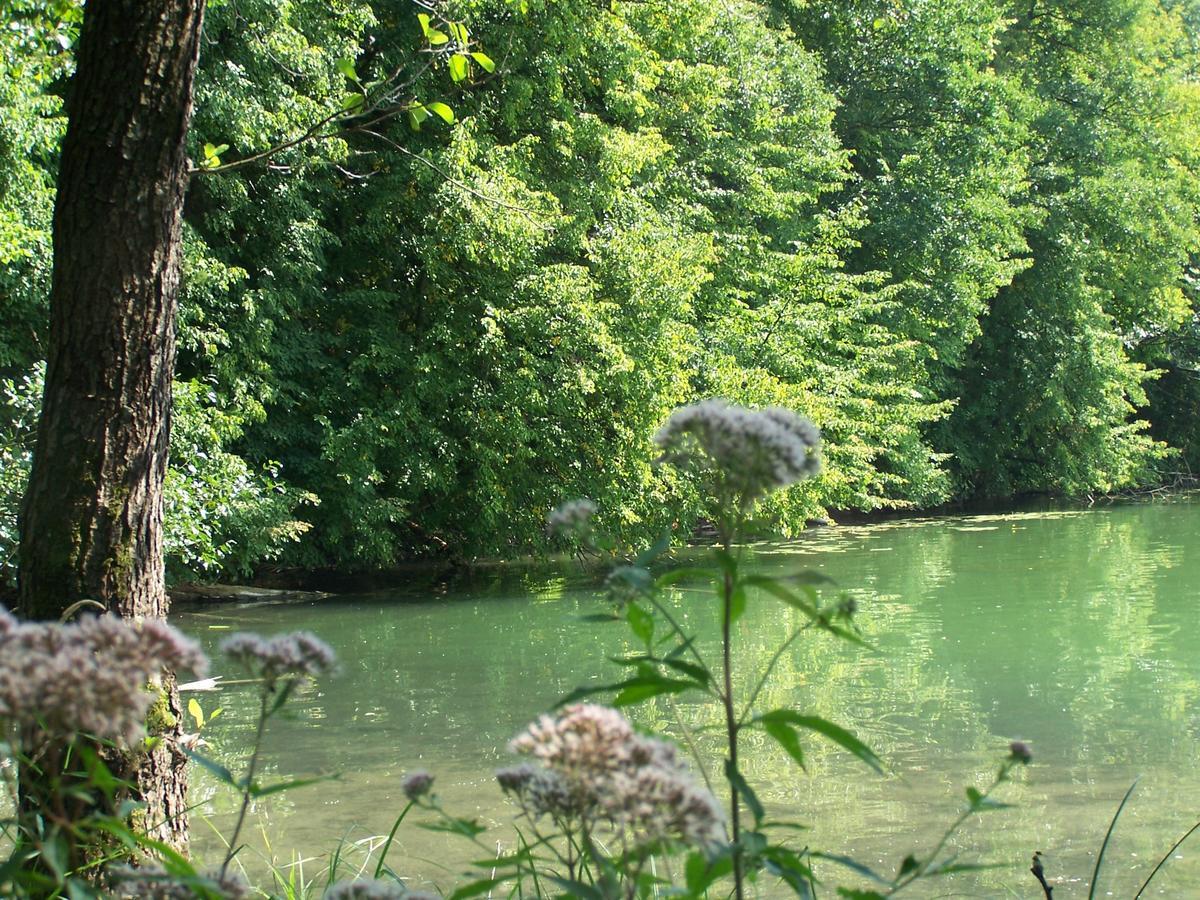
[177,494,1200,895]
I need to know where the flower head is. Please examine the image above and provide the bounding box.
[546,499,598,541]
[655,400,821,508]
[504,704,725,853]
[401,769,434,800]
[221,631,336,686]
[0,612,207,744]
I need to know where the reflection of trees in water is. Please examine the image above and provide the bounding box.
[929,504,1199,770]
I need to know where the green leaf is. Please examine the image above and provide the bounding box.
[634,528,671,567]
[340,93,365,112]
[612,673,694,706]
[449,21,469,44]
[897,854,919,877]
[408,104,429,131]
[420,817,486,838]
[660,656,710,685]
[417,12,432,36]
[249,773,338,797]
[427,29,449,45]
[448,54,469,83]
[762,720,807,771]
[470,51,496,73]
[626,601,654,645]
[183,749,237,787]
[756,711,883,773]
[760,845,816,897]
[729,583,747,623]
[713,547,738,578]
[810,853,889,885]
[426,101,454,123]
[557,673,693,707]
[450,876,511,900]
[725,759,764,825]
[202,142,229,160]
[966,785,1012,811]
[336,57,358,82]
[686,851,734,894]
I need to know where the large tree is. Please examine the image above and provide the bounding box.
[17,0,206,849]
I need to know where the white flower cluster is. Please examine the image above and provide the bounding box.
[654,400,821,505]
[220,631,336,685]
[500,704,725,853]
[546,498,597,539]
[0,608,207,744]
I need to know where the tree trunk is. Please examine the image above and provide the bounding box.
[18,0,206,852]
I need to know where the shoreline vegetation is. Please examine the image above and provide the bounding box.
[168,483,1200,602]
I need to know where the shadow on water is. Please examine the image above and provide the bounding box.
[176,493,1200,896]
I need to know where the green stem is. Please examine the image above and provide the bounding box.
[721,542,745,900]
[220,692,270,879]
[666,696,718,799]
[646,594,713,687]
[738,623,810,727]
[888,762,1015,894]
[373,799,415,878]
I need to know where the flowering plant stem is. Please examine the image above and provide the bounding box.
[219,691,269,880]
[720,556,746,900]
[887,757,1022,894]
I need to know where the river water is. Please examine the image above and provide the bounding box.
[177,494,1200,896]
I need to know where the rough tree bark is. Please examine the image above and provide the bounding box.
[18,0,206,851]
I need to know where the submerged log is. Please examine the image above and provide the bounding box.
[169,583,332,604]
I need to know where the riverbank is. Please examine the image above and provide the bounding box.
[188,485,1200,601]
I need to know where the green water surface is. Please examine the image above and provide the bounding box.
[177,495,1200,896]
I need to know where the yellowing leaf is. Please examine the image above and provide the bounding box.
[427,101,455,124]
[188,698,204,729]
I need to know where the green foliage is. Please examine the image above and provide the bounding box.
[3,0,1199,572]
[0,367,312,587]
[164,380,317,582]
[0,2,69,370]
[0,368,40,584]
[943,0,1200,496]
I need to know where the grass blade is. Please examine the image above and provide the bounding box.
[1089,779,1139,900]
[1134,819,1200,898]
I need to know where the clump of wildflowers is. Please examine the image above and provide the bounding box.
[501,704,725,853]
[401,769,434,800]
[323,879,411,900]
[0,608,207,744]
[654,400,821,509]
[220,631,336,685]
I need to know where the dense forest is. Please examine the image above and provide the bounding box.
[2,0,1198,579]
